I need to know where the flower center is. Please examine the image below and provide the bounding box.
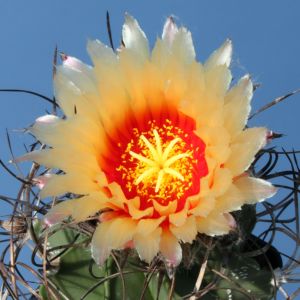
[129,129,190,193]
[102,112,208,211]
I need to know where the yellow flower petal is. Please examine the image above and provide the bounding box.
[170,27,195,65]
[122,13,149,60]
[224,75,253,137]
[54,70,99,119]
[91,217,137,265]
[40,173,100,198]
[44,192,106,225]
[136,217,166,235]
[214,185,243,213]
[159,229,182,266]
[210,167,232,197]
[196,213,231,236]
[225,127,267,176]
[234,176,277,203]
[188,195,215,217]
[215,175,277,214]
[134,227,162,263]
[106,182,128,209]
[204,64,232,97]
[169,201,189,226]
[55,117,104,152]
[170,216,197,243]
[205,39,232,68]
[87,39,117,69]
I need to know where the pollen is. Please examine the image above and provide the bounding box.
[109,117,208,210]
[129,129,190,192]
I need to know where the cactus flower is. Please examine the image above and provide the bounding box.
[20,15,277,266]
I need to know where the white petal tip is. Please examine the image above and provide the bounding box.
[238,75,253,92]
[223,213,237,230]
[62,55,80,69]
[33,174,53,190]
[225,38,232,46]
[35,115,60,125]
[91,246,110,266]
[43,214,62,227]
[122,13,149,58]
[123,13,140,33]
[260,184,278,201]
[124,12,134,22]
[43,217,53,227]
[163,258,177,278]
[266,131,283,143]
[161,246,182,267]
[206,38,233,69]
[162,16,178,46]
[10,151,37,164]
[166,253,182,268]
[241,74,251,81]
[87,39,117,65]
[59,52,68,61]
[218,39,233,67]
[43,207,73,226]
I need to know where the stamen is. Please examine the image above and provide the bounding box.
[155,169,165,192]
[140,135,158,159]
[135,167,158,185]
[165,153,190,167]
[129,151,156,166]
[129,129,192,193]
[162,138,181,160]
[114,118,206,206]
[153,129,163,159]
[164,168,184,181]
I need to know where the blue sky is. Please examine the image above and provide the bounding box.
[0,1,299,297]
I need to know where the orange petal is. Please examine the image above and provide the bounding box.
[107,182,129,209]
[169,202,189,227]
[153,200,177,216]
[127,198,154,219]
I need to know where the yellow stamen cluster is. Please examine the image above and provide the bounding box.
[129,129,189,192]
[116,120,197,204]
